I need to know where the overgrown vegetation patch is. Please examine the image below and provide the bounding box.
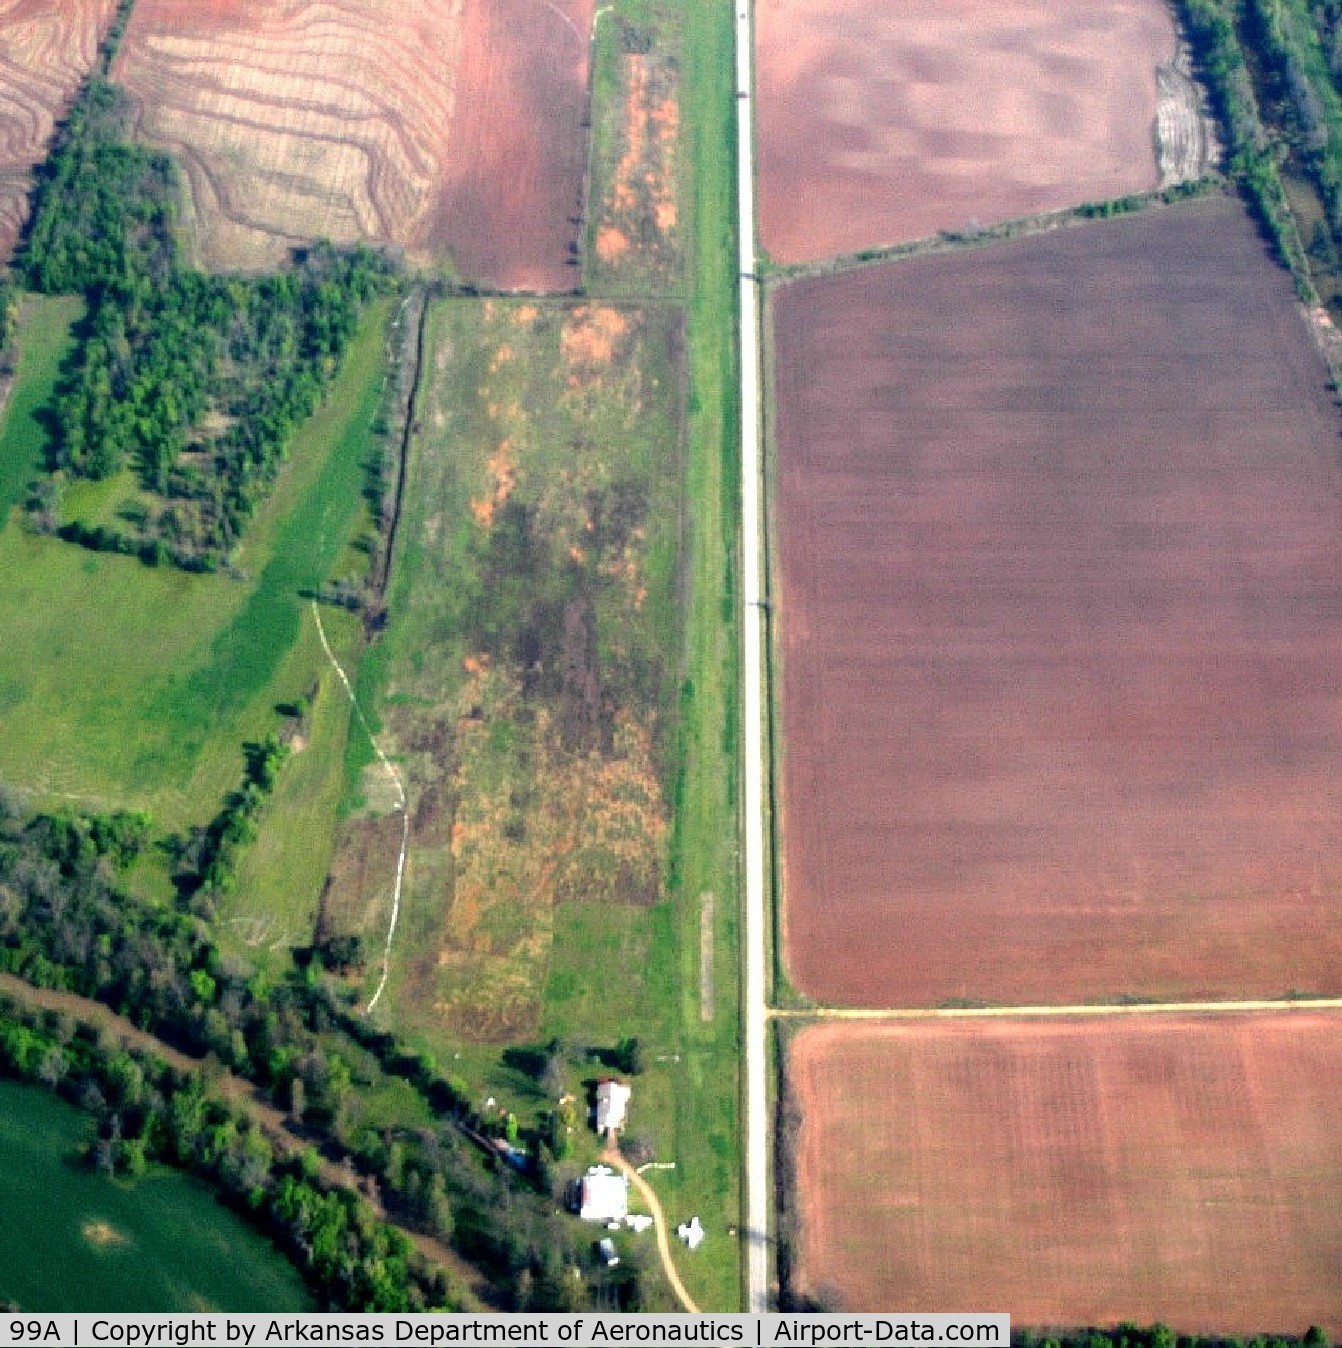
[586,7,685,292]
[324,298,684,1042]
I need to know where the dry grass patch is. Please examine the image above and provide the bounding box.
[589,26,683,289]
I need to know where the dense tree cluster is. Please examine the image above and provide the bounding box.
[0,998,451,1310]
[1019,1328,1330,1348]
[19,78,396,570]
[0,276,18,377]
[0,796,605,1309]
[1177,0,1314,292]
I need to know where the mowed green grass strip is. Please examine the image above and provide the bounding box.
[0,295,84,521]
[660,0,741,1311]
[0,297,392,833]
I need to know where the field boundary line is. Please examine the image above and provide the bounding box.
[770,998,1342,1021]
[763,179,1224,290]
[310,599,408,1015]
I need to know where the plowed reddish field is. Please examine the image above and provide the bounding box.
[755,0,1173,264]
[114,0,592,287]
[775,198,1342,1007]
[0,0,117,261]
[788,1016,1342,1329]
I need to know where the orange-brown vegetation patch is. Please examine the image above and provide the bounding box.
[775,198,1342,1007]
[0,0,118,261]
[755,0,1175,263]
[788,1016,1342,1330]
[114,0,593,286]
[591,44,681,281]
[560,305,631,370]
[340,300,681,1040]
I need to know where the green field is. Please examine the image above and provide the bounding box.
[0,1078,314,1312]
[0,295,83,522]
[0,297,389,836]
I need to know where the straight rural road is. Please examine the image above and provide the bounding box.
[733,0,771,1317]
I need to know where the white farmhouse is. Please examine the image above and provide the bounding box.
[595,1079,631,1135]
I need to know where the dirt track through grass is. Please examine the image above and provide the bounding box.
[311,598,407,1016]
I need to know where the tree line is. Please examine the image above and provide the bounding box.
[0,791,632,1310]
[1176,0,1316,295]
[18,78,395,571]
[0,995,452,1311]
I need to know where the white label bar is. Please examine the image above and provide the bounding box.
[0,1314,1010,1348]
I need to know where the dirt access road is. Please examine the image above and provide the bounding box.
[602,1140,700,1313]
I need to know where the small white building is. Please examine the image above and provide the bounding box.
[578,1169,629,1223]
[595,1079,631,1135]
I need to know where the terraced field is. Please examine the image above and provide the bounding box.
[114,0,593,286]
[0,0,117,260]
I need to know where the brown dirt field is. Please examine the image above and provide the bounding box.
[0,0,118,261]
[113,0,592,287]
[775,197,1342,1008]
[429,0,594,290]
[788,1016,1342,1330]
[755,0,1175,264]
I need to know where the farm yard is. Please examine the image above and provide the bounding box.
[754,0,1179,264]
[0,0,117,261]
[785,1016,1342,1330]
[772,197,1342,1010]
[113,0,594,287]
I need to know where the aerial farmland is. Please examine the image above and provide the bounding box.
[786,1017,1342,1330]
[773,198,1342,1009]
[113,0,594,285]
[0,0,743,1315]
[3,0,1342,1325]
[759,0,1342,1328]
[754,0,1203,263]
